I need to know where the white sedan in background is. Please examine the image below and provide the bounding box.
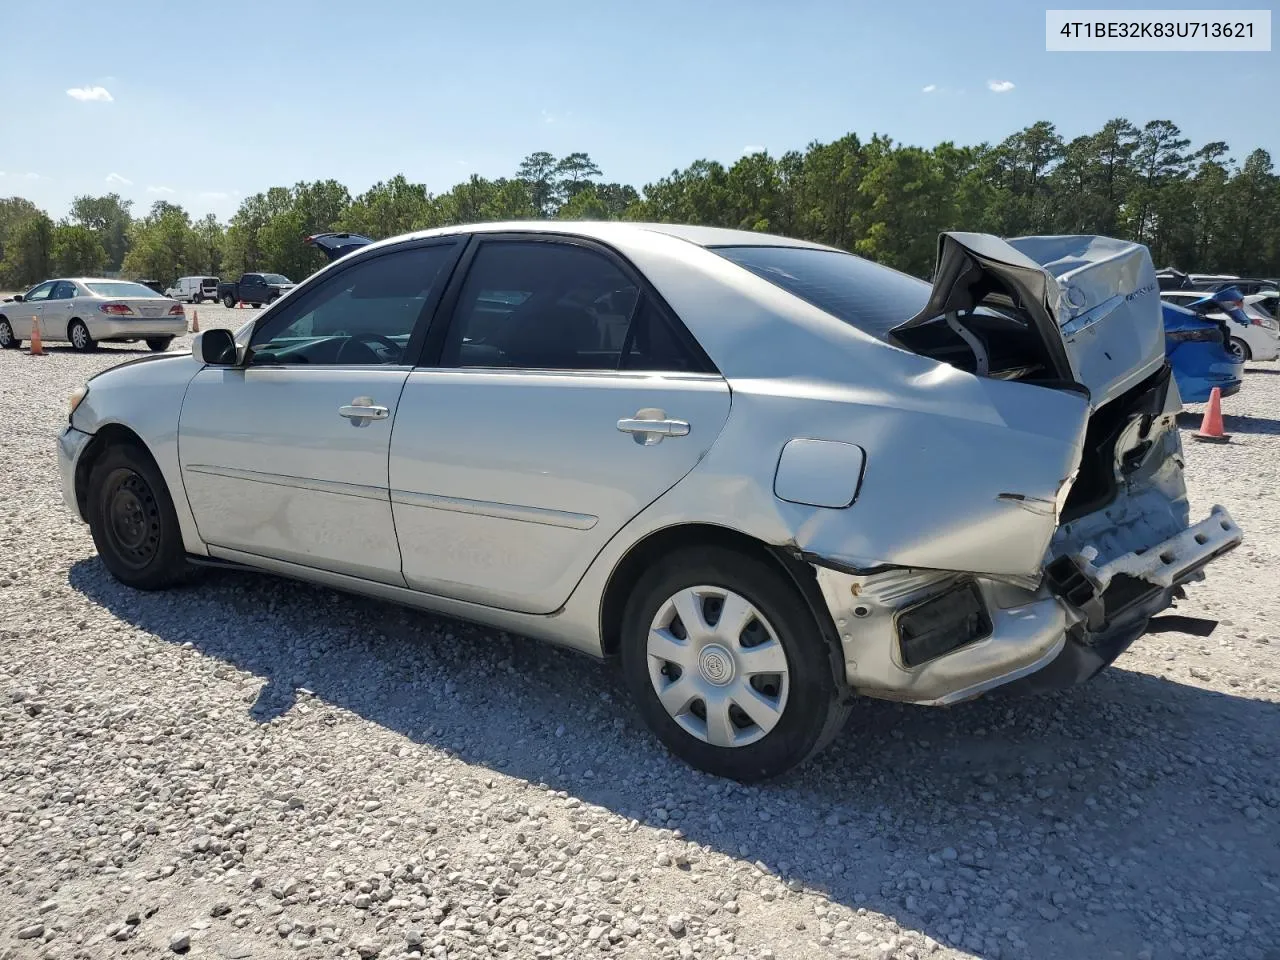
[1160,289,1280,362]
[0,278,188,353]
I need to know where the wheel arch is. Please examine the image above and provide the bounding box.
[74,423,162,520]
[598,522,847,687]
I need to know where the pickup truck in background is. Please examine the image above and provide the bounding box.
[217,272,297,308]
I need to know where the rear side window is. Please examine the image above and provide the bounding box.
[442,240,707,372]
[713,245,931,341]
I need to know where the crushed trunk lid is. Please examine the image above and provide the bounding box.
[894,233,1167,409]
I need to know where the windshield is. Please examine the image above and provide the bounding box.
[85,281,165,299]
[712,245,930,340]
[262,274,292,285]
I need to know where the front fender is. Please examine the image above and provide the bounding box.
[72,354,208,556]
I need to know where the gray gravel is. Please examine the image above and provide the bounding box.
[2,303,1279,960]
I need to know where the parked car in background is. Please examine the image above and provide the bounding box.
[165,276,220,304]
[1160,300,1244,402]
[1161,286,1280,361]
[55,223,1242,780]
[0,278,186,352]
[306,232,374,263]
[1247,290,1278,321]
[217,273,296,308]
[1189,274,1278,296]
[1156,267,1193,291]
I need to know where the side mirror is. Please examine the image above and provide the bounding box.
[12,294,23,302]
[193,328,239,366]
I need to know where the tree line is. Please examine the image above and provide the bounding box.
[1,118,1277,291]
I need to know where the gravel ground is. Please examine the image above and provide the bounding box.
[2,304,1279,960]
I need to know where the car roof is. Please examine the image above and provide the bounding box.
[377,220,845,253]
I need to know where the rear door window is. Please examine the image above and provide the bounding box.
[440,239,708,372]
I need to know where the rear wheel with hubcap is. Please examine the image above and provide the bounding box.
[69,319,97,352]
[86,443,195,590]
[0,318,19,349]
[620,545,850,781]
[222,294,235,308]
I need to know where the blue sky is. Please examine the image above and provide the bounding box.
[1,0,1276,221]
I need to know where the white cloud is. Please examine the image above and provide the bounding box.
[147,185,175,194]
[24,172,41,180]
[987,79,1015,93]
[741,145,765,155]
[541,109,556,124]
[67,85,113,102]
[105,172,132,186]
[199,190,230,200]
[922,84,937,93]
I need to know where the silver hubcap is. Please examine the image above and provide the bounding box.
[1229,339,1245,361]
[73,325,86,348]
[0,323,10,345]
[646,586,790,748]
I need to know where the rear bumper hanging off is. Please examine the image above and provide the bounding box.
[813,506,1243,705]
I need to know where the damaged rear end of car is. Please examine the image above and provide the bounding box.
[790,232,1243,704]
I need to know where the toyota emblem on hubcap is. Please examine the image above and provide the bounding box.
[698,644,735,686]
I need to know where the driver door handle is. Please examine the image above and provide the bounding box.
[339,397,389,425]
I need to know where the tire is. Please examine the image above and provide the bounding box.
[619,545,850,782]
[266,294,279,305]
[0,318,19,349]
[86,442,195,590]
[222,294,235,308]
[69,319,97,352]
[1228,337,1251,362]
[146,337,174,352]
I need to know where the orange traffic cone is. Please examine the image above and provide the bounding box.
[28,317,44,356]
[236,300,246,309]
[1192,387,1231,443]
[190,310,200,333]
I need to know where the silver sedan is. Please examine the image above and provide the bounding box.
[0,278,187,352]
[56,223,1242,780]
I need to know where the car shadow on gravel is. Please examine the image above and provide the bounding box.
[68,558,1280,959]
[1176,411,1280,435]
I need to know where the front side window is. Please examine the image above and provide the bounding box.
[248,243,456,366]
[24,282,55,302]
[442,240,704,372]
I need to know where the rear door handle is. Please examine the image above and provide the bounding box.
[617,408,690,445]
[339,397,389,426]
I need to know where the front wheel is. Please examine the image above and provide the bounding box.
[86,443,195,590]
[620,545,850,782]
[222,294,235,308]
[0,318,19,349]
[1228,337,1251,362]
[146,337,173,353]
[69,319,97,352]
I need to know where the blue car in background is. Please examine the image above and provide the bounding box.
[1162,300,1244,403]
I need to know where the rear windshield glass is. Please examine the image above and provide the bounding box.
[712,246,931,340]
[85,281,164,298]
[262,274,291,285]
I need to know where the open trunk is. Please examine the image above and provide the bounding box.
[892,233,1167,410]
